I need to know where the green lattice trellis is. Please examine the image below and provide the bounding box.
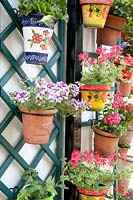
[0,0,66,199]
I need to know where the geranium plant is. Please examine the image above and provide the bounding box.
[79,45,125,84]
[117,53,133,83]
[97,91,133,136]
[79,45,133,84]
[9,77,90,117]
[63,149,132,190]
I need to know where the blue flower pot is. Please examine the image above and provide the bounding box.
[21,14,55,65]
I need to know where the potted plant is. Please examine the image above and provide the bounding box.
[79,0,114,28]
[79,45,126,111]
[63,149,133,200]
[92,91,133,157]
[97,0,133,46]
[9,77,90,144]
[18,0,69,64]
[118,142,131,157]
[16,168,67,200]
[117,54,133,96]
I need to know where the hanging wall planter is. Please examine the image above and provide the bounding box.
[19,108,58,144]
[77,185,109,200]
[80,0,113,28]
[97,15,126,46]
[92,125,119,157]
[21,14,55,65]
[117,155,133,196]
[80,83,111,111]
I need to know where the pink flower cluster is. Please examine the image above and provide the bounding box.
[112,91,124,109]
[69,149,117,168]
[124,54,133,67]
[104,112,121,125]
[78,45,123,67]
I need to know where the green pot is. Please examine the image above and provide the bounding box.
[42,195,54,200]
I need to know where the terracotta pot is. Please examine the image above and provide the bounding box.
[118,148,129,158]
[118,80,133,96]
[80,83,111,111]
[77,185,109,200]
[19,108,58,144]
[119,123,133,146]
[117,155,133,195]
[97,15,126,46]
[93,126,119,157]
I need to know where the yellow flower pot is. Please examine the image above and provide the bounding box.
[80,83,111,111]
[80,0,113,28]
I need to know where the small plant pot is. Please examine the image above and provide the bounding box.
[77,185,109,200]
[117,155,133,196]
[80,83,111,111]
[93,125,119,157]
[80,0,113,28]
[97,15,126,46]
[19,108,57,144]
[21,14,55,65]
[118,80,133,97]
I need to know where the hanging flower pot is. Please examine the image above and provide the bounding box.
[118,80,133,96]
[80,83,111,111]
[93,125,119,157]
[21,14,55,65]
[77,185,109,200]
[117,155,133,196]
[119,122,133,147]
[19,108,58,144]
[80,0,113,28]
[97,15,126,46]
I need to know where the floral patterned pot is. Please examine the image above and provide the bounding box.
[21,14,55,65]
[80,83,111,111]
[77,185,109,200]
[80,0,113,28]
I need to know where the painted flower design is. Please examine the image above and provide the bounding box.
[27,29,52,50]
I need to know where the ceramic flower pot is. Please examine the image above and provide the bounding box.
[19,108,58,144]
[118,80,133,96]
[93,125,119,157]
[80,0,113,28]
[21,14,55,65]
[80,83,111,111]
[117,155,133,195]
[77,185,109,200]
[97,15,126,46]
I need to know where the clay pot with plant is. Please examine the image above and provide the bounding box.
[9,77,89,144]
[63,149,133,200]
[79,45,126,111]
[97,0,133,46]
[93,91,133,157]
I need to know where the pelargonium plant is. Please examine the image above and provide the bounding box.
[78,45,133,84]
[63,149,132,190]
[117,54,133,83]
[9,77,90,117]
[97,91,133,136]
